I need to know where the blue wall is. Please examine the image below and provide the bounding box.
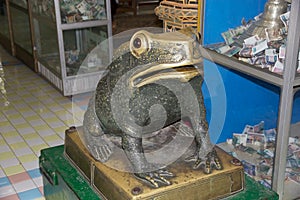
[201,0,283,143]
[292,91,300,123]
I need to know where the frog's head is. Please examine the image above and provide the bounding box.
[128,28,202,88]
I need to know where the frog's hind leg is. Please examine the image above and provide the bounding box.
[82,95,113,162]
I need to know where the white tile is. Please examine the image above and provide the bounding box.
[57,132,65,140]
[47,121,66,129]
[37,129,54,137]
[34,150,42,157]
[31,90,47,98]
[39,112,56,120]
[0,168,5,178]
[56,112,73,121]
[20,110,37,117]
[12,179,36,193]
[13,147,33,157]
[0,184,16,198]
[0,114,7,122]
[0,145,10,153]
[13,102,28,110]
[9,117,27,125]
[56,98,72,105]
[28,119,46,127]
[32,177,43,187]
[5,135,25,144]
[3,108,19,116]
[16,90,28,96]
[47,140,64,147]
[23,96,38,103]
[22,161,38,171]
[26,137,45,146]
[0,158,19,169]
[72,106,85,114]
[30,102,46,109]
[40,98,55,105]
[49,106,65,113]
[6,94,19,101]
[0,124,16,133]
[24,84,38,90]
[17,127,35,135]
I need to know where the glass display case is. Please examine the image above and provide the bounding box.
[10,3,32,54]
[8,0,35,70]
[0,0,13,53]
[9,0,27,8]
[30,0,112,96]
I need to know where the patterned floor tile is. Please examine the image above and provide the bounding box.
[3,165,25,177]
[13,147,34,157]
[12,179,36,193]
[0,168,5,178]
[0,194,20,200]
[4,135,25,145]
[21,161,38,172]
[0,158,19,169]
[0,45,93,199]
[0,145,10,153]
[8,172,31,185]
[0,184,17,198]
[32,177,43,188]
[18,187,44,200]
[9,142,28,151]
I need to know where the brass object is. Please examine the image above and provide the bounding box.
[81,28,224,188]
[246,0,288,39]
[65,128,245,200]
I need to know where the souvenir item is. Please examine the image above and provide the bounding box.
[204,0,296,74]
[81,28,225,188]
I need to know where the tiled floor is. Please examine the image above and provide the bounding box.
[0,46,90,200]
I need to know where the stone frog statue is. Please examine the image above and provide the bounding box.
[82,28,223,188]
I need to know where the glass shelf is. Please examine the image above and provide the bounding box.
[200,46,300,88]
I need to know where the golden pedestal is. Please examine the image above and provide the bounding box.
[64,127,244,200]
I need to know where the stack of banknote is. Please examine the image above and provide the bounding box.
[205,9,300,74]
[60,0,106,23]
[224,121,300,189]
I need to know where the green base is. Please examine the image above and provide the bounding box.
[40,145,278,200]
[40,145,100,200]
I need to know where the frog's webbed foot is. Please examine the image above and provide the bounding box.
[134,169,173,188]
[185,148,222,174]
[85,134,113,162]
[82,95,113,162]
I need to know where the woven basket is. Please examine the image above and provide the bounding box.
[155,0,200,32]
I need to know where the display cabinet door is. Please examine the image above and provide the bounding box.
[0,0,13,53]
[9,0,35,70]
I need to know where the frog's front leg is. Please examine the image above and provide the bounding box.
[82,95,113,162]
[122,133,173,188]
[188,121,223,174]
[184,85,223,173]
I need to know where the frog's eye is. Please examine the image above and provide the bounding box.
[133,38,142,49]
[130,32,150,58]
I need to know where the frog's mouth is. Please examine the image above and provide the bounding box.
[129,63,202,88]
